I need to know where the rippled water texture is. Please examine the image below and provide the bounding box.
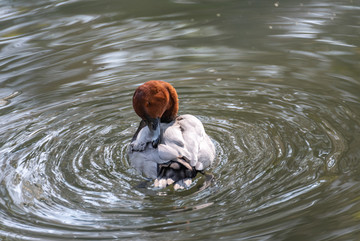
[1,0,360,240]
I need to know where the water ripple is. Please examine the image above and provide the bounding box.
[1,0,360,240]
[1,73,359,240]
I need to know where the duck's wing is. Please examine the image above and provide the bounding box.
[154,115,215,189]
[176,115,215,170]
[158,114,215,170]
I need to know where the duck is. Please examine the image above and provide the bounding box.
[128,80,215,189]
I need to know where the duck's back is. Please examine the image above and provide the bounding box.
[128,114,215,179]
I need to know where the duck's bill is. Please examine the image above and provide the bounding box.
[147,117,160,148]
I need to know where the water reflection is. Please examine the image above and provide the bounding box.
[0,0,360,240]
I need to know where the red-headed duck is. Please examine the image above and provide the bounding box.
[128,80,215,189]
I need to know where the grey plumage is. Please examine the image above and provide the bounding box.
[128,114,215,180]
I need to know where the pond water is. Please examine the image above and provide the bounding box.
[1,0,360,240]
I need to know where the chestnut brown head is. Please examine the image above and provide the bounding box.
[132,80,179,147]
[133,80,178,123]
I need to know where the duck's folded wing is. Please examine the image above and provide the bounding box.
[177,115,215,171]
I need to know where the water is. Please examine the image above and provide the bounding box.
[1,0,360,240]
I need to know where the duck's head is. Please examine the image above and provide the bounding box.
[132,80,179,147]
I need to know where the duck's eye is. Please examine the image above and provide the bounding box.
[147,101,151,106]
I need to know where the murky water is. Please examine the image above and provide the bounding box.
[1,0,360,240]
